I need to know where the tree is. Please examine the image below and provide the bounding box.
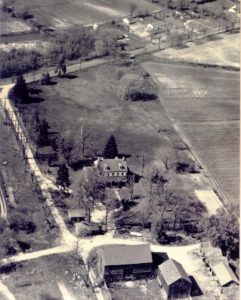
[78,126,94,158]
[14,74,28,101]
[95,40,105,57]
[41,73,51,85]
[9,212,36,233]
[199,209,239,259]
[103,135,118,158]
[130,3,137,18]
[61,137,75,166]
[37,119,50,147]
[55,56,67,78]
[0,218,8,234]
[103,194,120,231]
[78,170,105,223]
[56,165,71,191]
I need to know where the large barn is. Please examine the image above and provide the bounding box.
[95,244,153,282]
[157,259,192,299]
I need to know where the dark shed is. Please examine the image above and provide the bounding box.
[158,259,192,299]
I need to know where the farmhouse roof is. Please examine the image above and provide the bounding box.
[68,209,85,219]
[212,262,239,286]
[101,244,152,266]
[158,259,191,286]
[97,157,127,172]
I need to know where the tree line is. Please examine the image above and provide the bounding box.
[0,25,121,78]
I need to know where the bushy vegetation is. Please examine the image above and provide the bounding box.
[198,208,239,259]
[0,49,43,78]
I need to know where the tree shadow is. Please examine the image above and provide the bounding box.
[28,88,42,95]
[46,81,58,85]
[71,158,96,171]
[64,74,78,79]
[189,275,203,296]
[24,96,45,103]
[0,263,17,274]
[173,44,189,50]
[121,199,138,212]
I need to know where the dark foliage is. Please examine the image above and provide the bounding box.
[199,209,239,259]
[37,119,50,147]
[9,212,36,233]
[13,74,28,101]
[0,49,42,78]
[103,135,118,158]
[56,165,70,190]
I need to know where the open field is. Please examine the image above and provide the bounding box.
[143,62,240,205]
[6,0,160,28]
[154,32,240,68]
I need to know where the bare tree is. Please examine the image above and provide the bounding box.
[79,126,94,158]
[130,3,137,18]
[61,137,75,166]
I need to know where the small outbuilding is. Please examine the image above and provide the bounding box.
[68,209,85,222]
[158,259,192,299]
[212,262,239,287]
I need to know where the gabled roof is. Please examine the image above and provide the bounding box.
[212,262,239,286]
[98,158,127,172]
[68,209,85,219]
[101,244,152,266]
[158,259,191,286]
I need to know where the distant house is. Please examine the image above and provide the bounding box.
[94,157,128,186]
[68,209,85,223]
[212,262,239,287]
[157,259,192,299]
[95,244,153,282]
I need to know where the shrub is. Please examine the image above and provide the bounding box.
[0,219,8,234]
[9,212,36,233]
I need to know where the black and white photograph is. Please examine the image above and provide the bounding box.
[0,0,239,299]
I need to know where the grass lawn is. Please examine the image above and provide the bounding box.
[143,61,239,206]
[0,115,58,256]
[27,61,182,176]
[0,252,95,300]
[154,32,240,68]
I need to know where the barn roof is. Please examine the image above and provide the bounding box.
[212,262,239,286]
[101,244,152,266]
[158,259,191,286]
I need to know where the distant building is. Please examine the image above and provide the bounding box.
[157,259,192,299]
[96,244,153,282]
[94,157,128,185]
[212,262,239,287]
